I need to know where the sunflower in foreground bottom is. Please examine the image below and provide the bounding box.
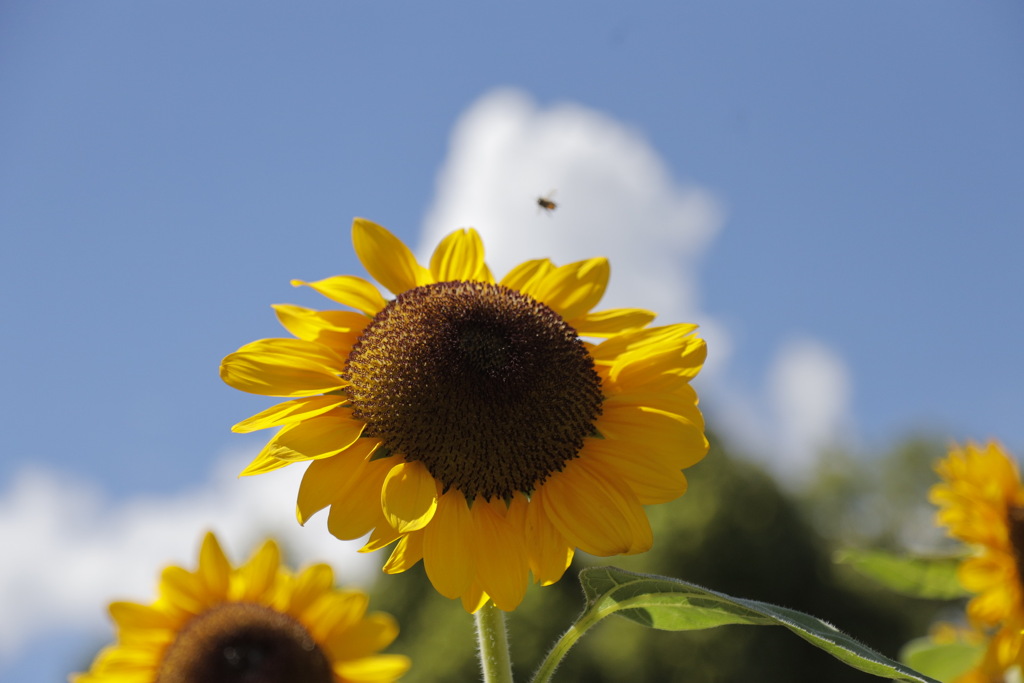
[70,532,410,683]
[930,441,1024,681]
[221,219,708,612]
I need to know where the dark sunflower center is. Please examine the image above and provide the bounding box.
[1008,505,1024,586]
[344,280,603,501]
[156,602,333,683]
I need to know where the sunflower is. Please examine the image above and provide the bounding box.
[220,219,708,612]
[930,441,1024,680]
[70,532,410,683]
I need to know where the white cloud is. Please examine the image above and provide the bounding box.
[0,448,378,674]
[710,338,854,484]
[418,88,730,375]
[769,338,853,478]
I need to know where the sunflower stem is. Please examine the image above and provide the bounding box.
[529,602,604,683]
[475,601,515,683]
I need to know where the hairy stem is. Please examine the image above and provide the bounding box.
[475,601,514,683]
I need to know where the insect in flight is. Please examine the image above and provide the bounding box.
[536,190,558,213]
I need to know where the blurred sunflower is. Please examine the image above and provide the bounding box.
[931,441,1024,681]
[70,532,409,683]
[221,219,708,612]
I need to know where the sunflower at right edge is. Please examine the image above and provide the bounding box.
[220,219,708,612]
[931,441,1024,681]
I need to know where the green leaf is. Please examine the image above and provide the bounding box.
[900,636,984,681]
[578,566,941,683]
[833,549,971,599]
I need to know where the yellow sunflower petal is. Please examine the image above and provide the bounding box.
[612,366,695,396]
[303,590,370,643]
[333,654,413,683]
[591,323,700,365]
[288,563,334,616]
[272,304,367,352]
[381,460,439,533]
[108,602,171,631]
[499,258,554,291]
[582,438,689,505]
[540,459,653,556]
[232,395,348,434]
[296,438,380,525]
[323,612,399,661]
[471,500,529,611]
[604,385,703,420]
[960,554,1013,598]
[116,626,176,649]
[509,493,573,586]
[604,388,706,439]
[219,353,346,397]
[429,228,490,282]
[528,257,609,321]
[220,339,347,397]
[352,218,432,295]
[383,531,425,574]
[79,646,157,677]
[423,490,474,599]
[570,308,657,337]
[989,625,1024,671]
[611,335,707,387]
[362,523,404,553]
[158,566,208,614]
[218,356,342,397]
[233,540,281,603]
[291,275,388,316]
[326,459,394,541]
[233,337,349,369]
[460,584,489,614]
[197,532,231,597]
[477,261,495,284]
[258,413,365,464]
[967,584,1016,626]
[239,449,295,477]
[937,442,1023,511]
[599,401,708,468]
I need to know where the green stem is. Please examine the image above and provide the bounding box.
[530,603,605,683]
[475,601,514,683]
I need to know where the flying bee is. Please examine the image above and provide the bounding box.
[536,190,558,213]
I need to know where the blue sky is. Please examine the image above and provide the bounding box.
[2,2,1023,681]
